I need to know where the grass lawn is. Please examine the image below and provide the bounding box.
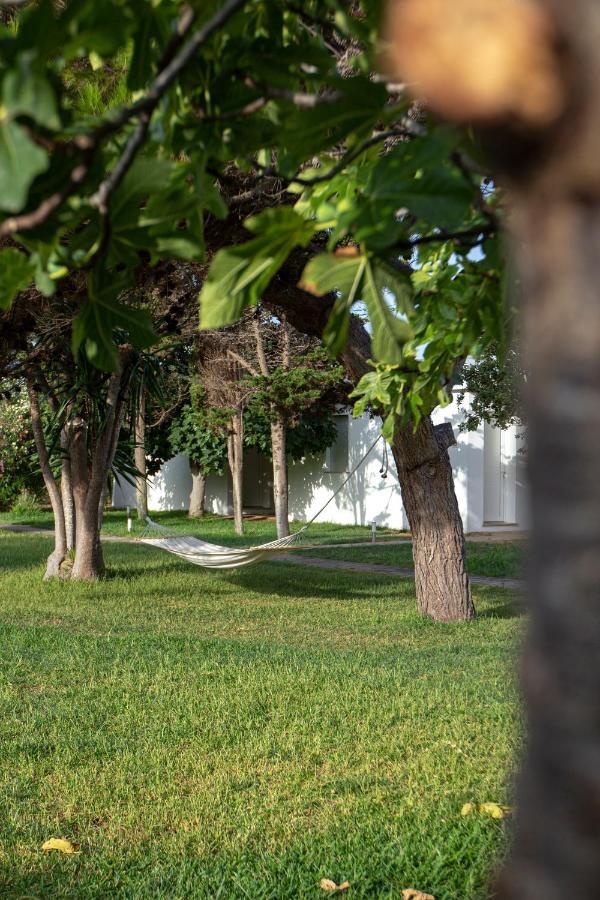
[0,531,521,899]
[0,508,405,547]
[297,542,527,580]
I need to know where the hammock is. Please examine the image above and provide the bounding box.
[138,434,382,569]
[138,524,306,569]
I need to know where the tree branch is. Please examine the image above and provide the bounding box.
[0,0,246,238]
[247,127,417,190]
[393,223,496,252]
[227,349,259,377]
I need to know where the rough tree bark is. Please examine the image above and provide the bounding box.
[264,282,473,620]
[391,419,473,621]
[189,459,206,517]
[26,375,67,579]
[134,389,148,519]
[227,409,244,535]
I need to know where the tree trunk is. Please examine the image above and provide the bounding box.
[498,158,600,895]
[70,361,128,581]
[26,376,67,578]
[227,410,244,535]
[134,390,148,519]
[61,451,75,553]
[271,416,289,538]
[58,412,75,553]
[264,286,474,620]
[391,418,474,621]
[72,506,105,580]
[69,416,106,581]
[189,459,206,517]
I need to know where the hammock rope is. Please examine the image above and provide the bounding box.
[138,434,383,569]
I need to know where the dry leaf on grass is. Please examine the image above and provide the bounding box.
[461,801,513,818]
[320,878,350,891]
[402,890,435,900]
[41,838,79,854]
[479,802,513,819]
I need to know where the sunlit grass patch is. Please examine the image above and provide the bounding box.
[0,534,521,899]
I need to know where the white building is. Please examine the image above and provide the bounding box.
[113,392,527,534]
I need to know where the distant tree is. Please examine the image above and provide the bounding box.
[457,344,526,433]
[244,343,345,537]
[168,392,228,518]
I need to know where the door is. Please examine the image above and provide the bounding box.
[483,423,517,524]
[242,447,274,511]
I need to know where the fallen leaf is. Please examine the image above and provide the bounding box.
[402,890,435,900]
[461,802,475,816]
[479,802,513,819]
[41,837,79,854]
[320,878,350,891]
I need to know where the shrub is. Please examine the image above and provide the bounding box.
[10,489,42,518]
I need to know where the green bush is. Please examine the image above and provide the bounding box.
[0,385,42,511]
[10,489,42,518]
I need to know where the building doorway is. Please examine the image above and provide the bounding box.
[240,447,274,513]
[483,423,517,525]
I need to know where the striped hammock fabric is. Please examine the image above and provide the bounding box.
[139,521,305,569]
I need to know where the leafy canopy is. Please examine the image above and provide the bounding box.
[0,0,505,432]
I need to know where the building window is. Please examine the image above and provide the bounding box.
[325,414,349,473]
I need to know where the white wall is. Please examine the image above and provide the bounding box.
[112,399,528,533]
[431,391,528,532]
[288,413,406,529]
[112,453,229,515]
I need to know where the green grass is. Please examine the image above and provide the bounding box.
[297,542,527,580]
[0,508,405,547]
[0,532,521,898]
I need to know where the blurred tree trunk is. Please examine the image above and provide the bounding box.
[498,180,600,900]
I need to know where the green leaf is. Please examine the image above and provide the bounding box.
[363,261,413,364]
[299,251,365,357]
[0,119,49,213]
[0,248,34,309]
[200,209,316,329]
[3,58,60,129]
[300,252,413,363]
[278,79,387,176]
[72,266,156,371]
[105,157,205,266]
